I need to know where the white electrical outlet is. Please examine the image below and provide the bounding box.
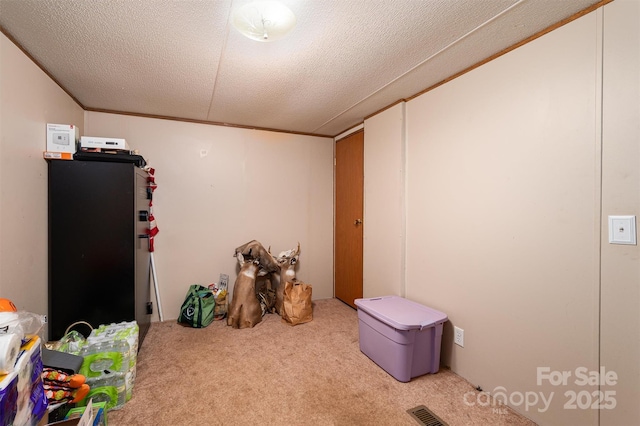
[219,273,229,290]
[454,326,464,347]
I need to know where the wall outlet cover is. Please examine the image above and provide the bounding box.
[454,326,464,347]
[608,215,636,245]
[219,273,229,290]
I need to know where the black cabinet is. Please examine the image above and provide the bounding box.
[48,160,152,345]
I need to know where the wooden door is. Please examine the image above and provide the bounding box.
[335,130,364,308]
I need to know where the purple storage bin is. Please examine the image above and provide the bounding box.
[355,296,448,382]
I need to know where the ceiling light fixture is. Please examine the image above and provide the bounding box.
[232,1,296,42]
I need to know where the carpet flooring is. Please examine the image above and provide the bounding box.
[107,298,536,426]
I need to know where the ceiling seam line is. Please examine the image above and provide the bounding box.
[206,1,235,120]
[311,0,530,133]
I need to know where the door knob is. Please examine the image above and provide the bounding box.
[354,219,362,226]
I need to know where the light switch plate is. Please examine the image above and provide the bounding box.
[608,215,636,245]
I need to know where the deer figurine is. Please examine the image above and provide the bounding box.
[273,243,300,315]
[227,240,279,329]
[234,240,279,272]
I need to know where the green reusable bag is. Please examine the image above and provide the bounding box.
[178,285,215,328]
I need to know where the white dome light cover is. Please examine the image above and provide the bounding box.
[232,1,296,42]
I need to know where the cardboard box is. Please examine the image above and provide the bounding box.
[47,124,79,153]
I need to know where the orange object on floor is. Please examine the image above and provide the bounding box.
[0,298,17,312]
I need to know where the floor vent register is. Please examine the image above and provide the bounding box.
[406,405,448,426]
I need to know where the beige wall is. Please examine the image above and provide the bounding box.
[363,3,639,425]
[406,13,600,425]
[84,112,334,322]
[0,29,333,326]
[600,1,640,425]
[0,33,84,316]
[363,103,405,298]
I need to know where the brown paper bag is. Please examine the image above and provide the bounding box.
[282,281,313,326]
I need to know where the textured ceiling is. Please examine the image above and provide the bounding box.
[0,0,602,137]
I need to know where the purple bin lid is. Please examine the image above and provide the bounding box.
[355,296,448,331]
